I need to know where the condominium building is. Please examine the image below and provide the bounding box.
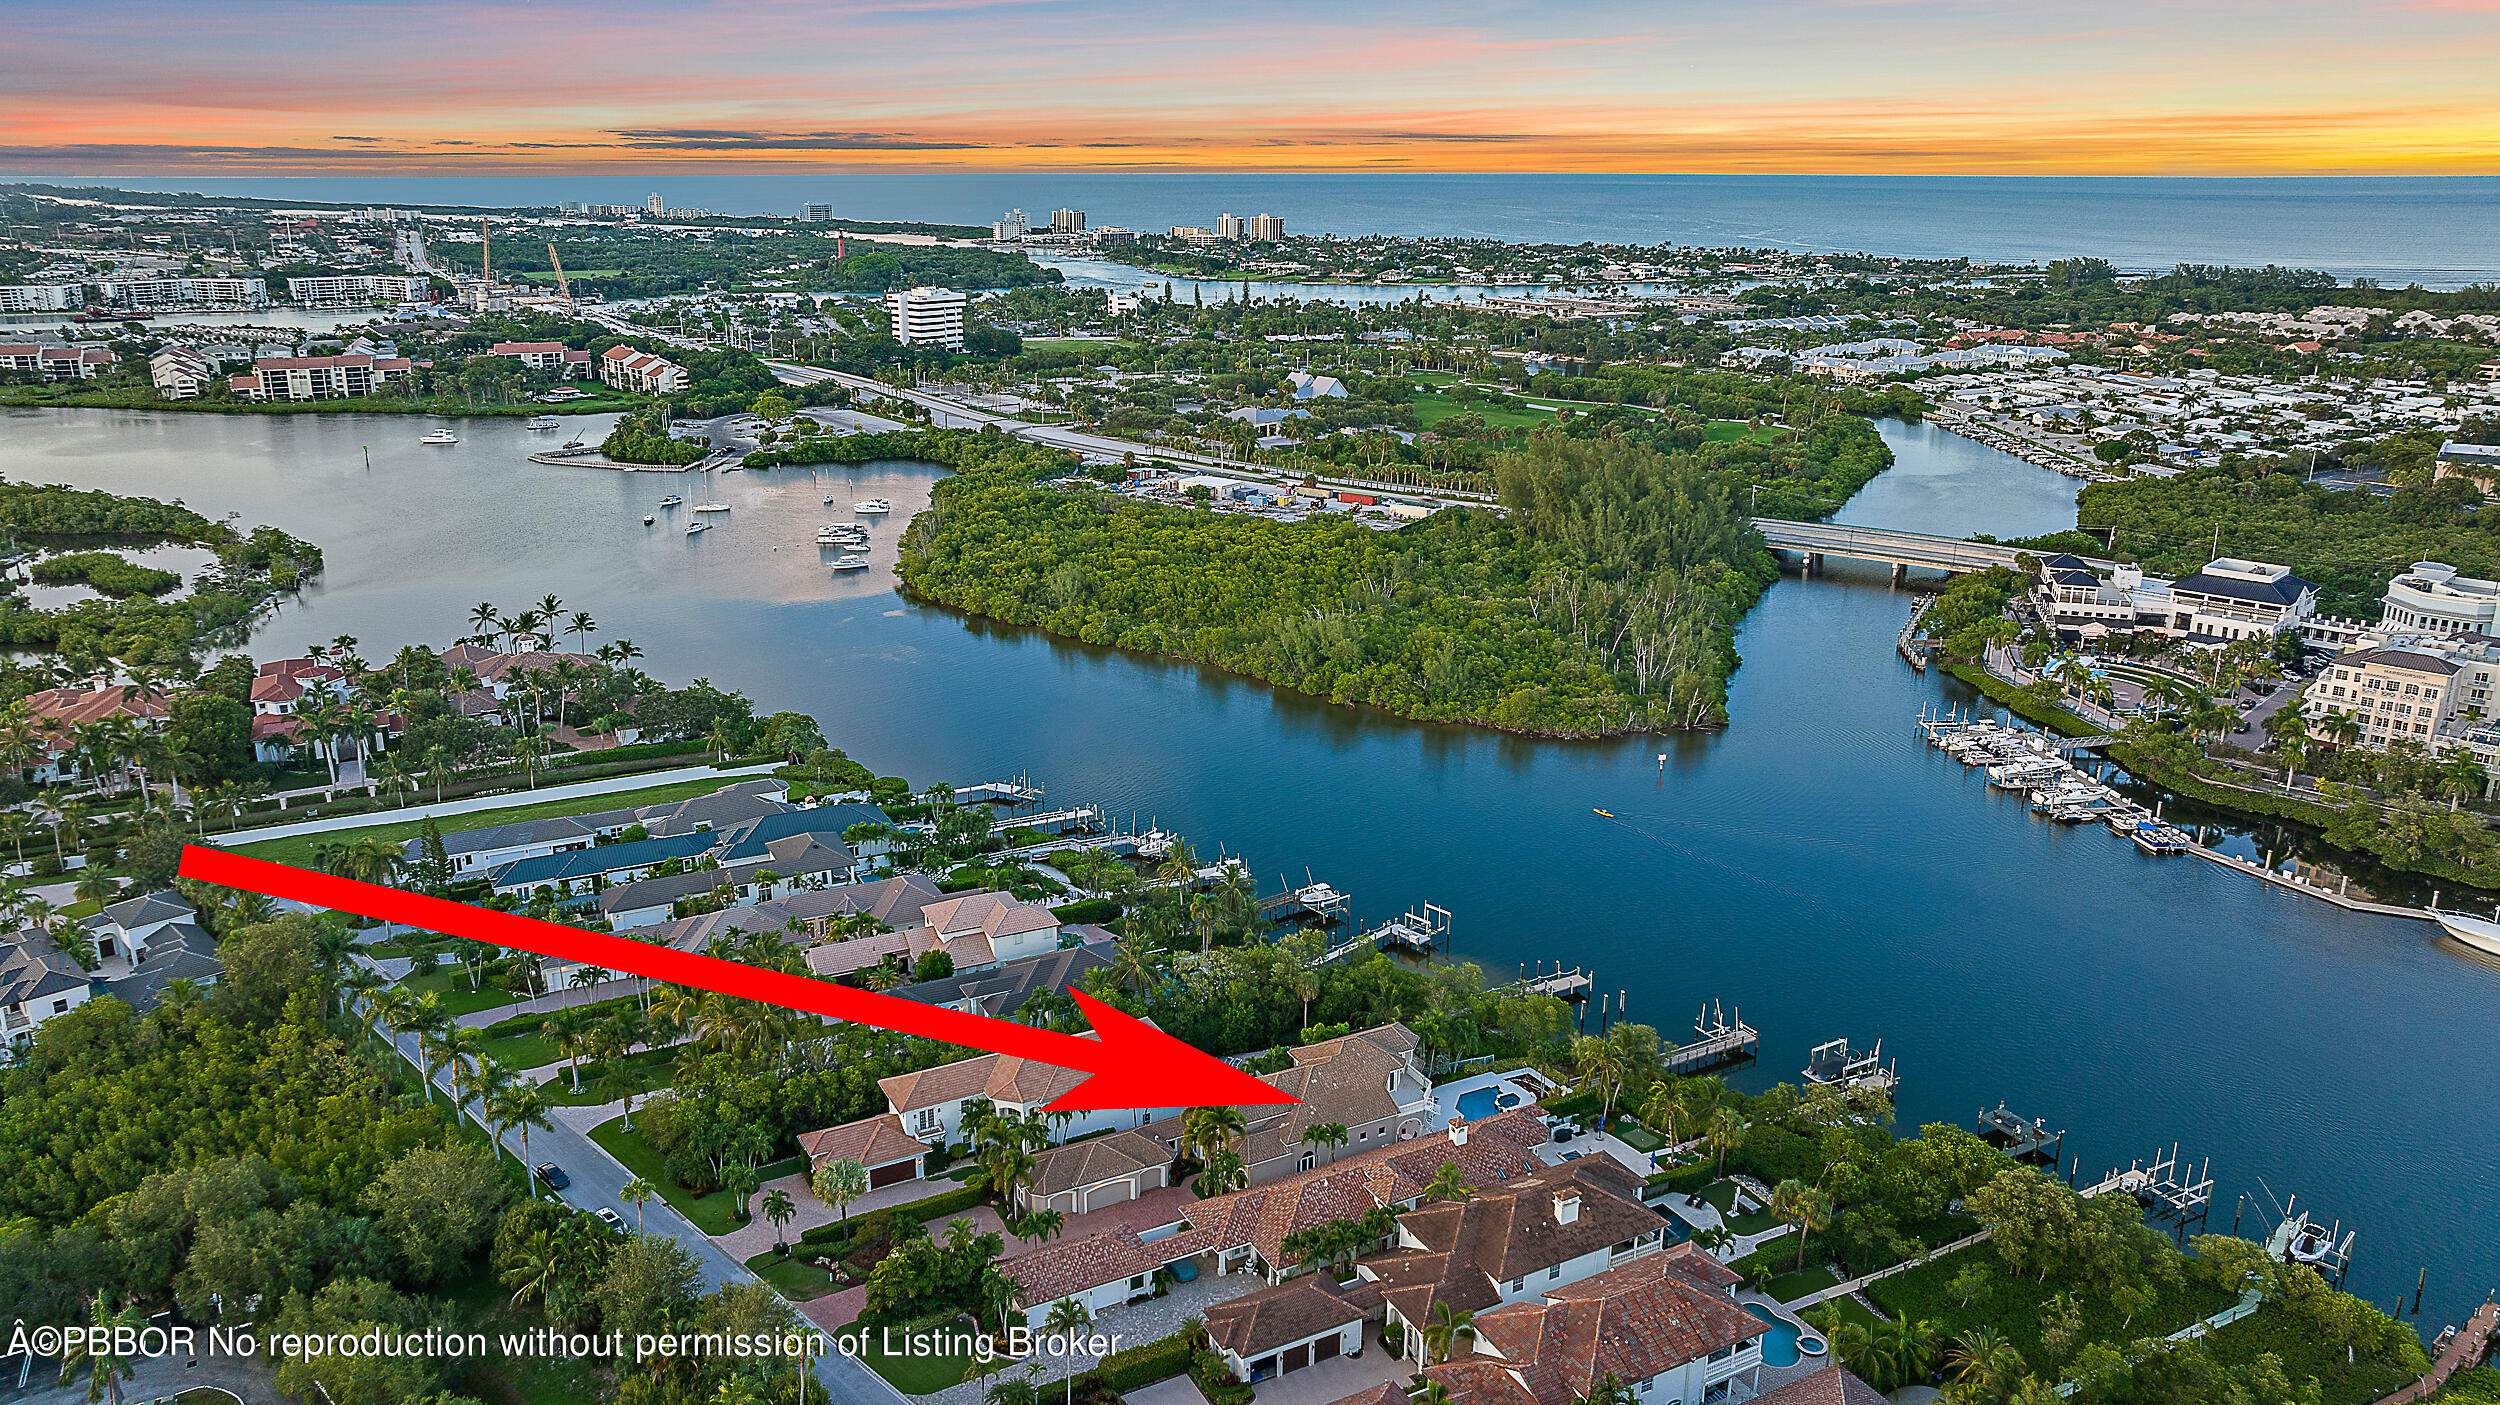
[92,276,268,311]
[0,284,83,313]
[148,346,220,399]
[489,340,594,378]
[0,344,114,380]
[1049,208,1086,234]
[286,274,427,306]
[227,352,412,401]
[597,345,691,394]
[1217,213,1245,241]
[801,202,836,222]
[992,209,1029,240]
[2307,644,2474,751]
[1247,213,1286,241]
[646,193,665,215]
[887,286,967,350]
[2381,561,2500,635]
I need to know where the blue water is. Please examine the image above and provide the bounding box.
[1456,1087,1501,1121]
[53,174,2500,286]
[1747,1304,1811,1368]
[7,411,2500,1329]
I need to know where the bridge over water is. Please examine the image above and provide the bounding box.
[1753,518,2114,579]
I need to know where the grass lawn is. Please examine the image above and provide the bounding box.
[1613,1122,1667,1153]
[482,1031,558,1070]
[586,1116,802,1236]
[746,1247,847,1301]
[1802,1295,1884,1333]
[543,1045,676,1105]
[1760,1265,1842,1303]
[1412,390,1550,432]
[1706,420,1795,445]
[228,774,739,867]
[1697,1180,1741,1213]
[1727,1204,1788,1234]
[393,968,521,1017]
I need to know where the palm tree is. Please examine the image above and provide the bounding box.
[1571,1033,1628,1130]
[1299,1120,1349,1166]
[566,610,598,651]
[813,1156,870,1230]
[1944,1325,2016,1398]
[1041,1297,1095,1405]
[60,1291,143,1404]
[1182,1104,1247,1164]
[2440,752,2489,809]
[1706,1107,1747,1177]
[1689,1223,1736,1259]
[543,1006,592,1090]
[1638,1080,1683,1144]
[1421,1161,1475,1204]
[486,1081,552,1173]
[1423,1300,1475,1365]
[621,1176,657,1231]
[501,1229,563,1310]
[1105,936,1158,994]
[1769,1178,1834,1272]
[763,1187,797,1252]
[721,1159,761,1225]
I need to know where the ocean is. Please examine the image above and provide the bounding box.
[35,173,2500,288]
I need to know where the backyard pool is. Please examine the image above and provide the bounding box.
[1744,1304,1825,1368]
[1456,1087,1500,1120]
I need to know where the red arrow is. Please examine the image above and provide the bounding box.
[180,845,1294,1112]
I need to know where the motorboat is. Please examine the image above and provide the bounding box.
[2432,907,2500,958]
[817,525,867,545]
[854,499,892,514]
[825,521,870,534]
[420,429,459,445]
[658,494,683,507]
[693,502,731,513]
[824,495,842,505]
[829,554,870,571]
[685,521,710,535]
[526,415,561,430]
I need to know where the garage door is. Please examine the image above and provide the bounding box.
[869,1159,915,1188]
[1314,1335,1341,1363]
[1083,1181,1135,1213]
[1283,1345,1310,1374]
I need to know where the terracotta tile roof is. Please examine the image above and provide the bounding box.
[1751,1366,1887,1405]
[797,1112,930,1169]
[1317,1382,1407,1405]
[1028,1130,1172,1197]
[1202,1278,1365,1359]
[1425,1254,1763,1404]
[1368,1158,1662,1324]
[878,1047,1088,1113]
[1004,1230,1155,1307]
[22,685,170,729]
[924,890,1060,942]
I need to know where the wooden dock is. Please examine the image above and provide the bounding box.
[1261,878,1351,928]
[1663,1001,1759,1074]
[1976,1102,2065,1165]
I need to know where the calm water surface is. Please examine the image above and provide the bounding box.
[5,407,2497,1323]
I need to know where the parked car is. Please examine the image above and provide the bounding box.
[535,1162,571,1190]
[594,1207,624,1230]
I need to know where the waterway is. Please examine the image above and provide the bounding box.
[4,407,2496,1325]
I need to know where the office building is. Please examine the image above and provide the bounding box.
[286,274,426,307]
[802,202,836,222]
[1247,213,1286,241]
[1217,213,1245,241]
[2380,562,2500,635]
[887,286,968,350]
[1050,208,1086,234]
[0,284,83,314]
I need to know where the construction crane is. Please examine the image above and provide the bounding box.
[546,242,574,306]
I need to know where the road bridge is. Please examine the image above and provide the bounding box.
[1752,518,2113,580]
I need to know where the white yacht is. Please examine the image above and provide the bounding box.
[526,415,561,430]
[829,554,870,571]
[693,502,731,513]
[420,429,459,445]
[854,499,892,514]
[658,494,683,507]
[685,521,711,535]
[816,524,866,544]
[2433,908,2500,958]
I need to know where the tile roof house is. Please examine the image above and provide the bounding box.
[79,889,197,966]
[891,945,1112,1022]
[1017,1128,1176,1216]
[1420,1255,1767,1405]
[1133,1022,1437,1187]
[411,815,598,877]
[486,830,716,897]
[102,922,223,1013]
[796,1112,932,1189]
[1,932,92,1051]
[1002,1230,1161,1321]
[1201,1276,1376,1383]
[1363,1157,1674,1341]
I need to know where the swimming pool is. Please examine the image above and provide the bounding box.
[1455,1087,1499,1120]
[1744,1304,1824,1368]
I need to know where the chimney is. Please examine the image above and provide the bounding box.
[1554,1191,1581,1225]
[1447,1117,1469,1146]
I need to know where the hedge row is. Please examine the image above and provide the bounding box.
[1049,897,1121,925]
[795,1182,988,1248]
[1087,1330,1196,1393]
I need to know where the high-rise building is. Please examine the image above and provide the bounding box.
[887,286,968,350]
[1248,213,1286,241]
[993,209,1029,240]
[802,202,836,222]
[1217,213,1245,241]
[1050,208,1086,234]
[646,192,665,215]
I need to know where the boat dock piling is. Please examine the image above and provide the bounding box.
[1803,1035,1897,1092]
[1506,962,1594,1002]
[1896,595,1938,670]
[1976,1102,2066,1165]
[1261,875,1351,928]
[2263,1193,2358,1288]
[2081,1144,2214,1240]
[1662,1000,1759,1074]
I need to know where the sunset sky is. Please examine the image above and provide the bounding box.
[7,0,2497,176]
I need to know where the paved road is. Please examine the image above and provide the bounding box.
[348,978,894,1405]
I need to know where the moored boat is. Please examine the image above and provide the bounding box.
[2433,908,2500,958]
[420,429,459,445]
[829,554,870,571]
[855,498,892,513]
